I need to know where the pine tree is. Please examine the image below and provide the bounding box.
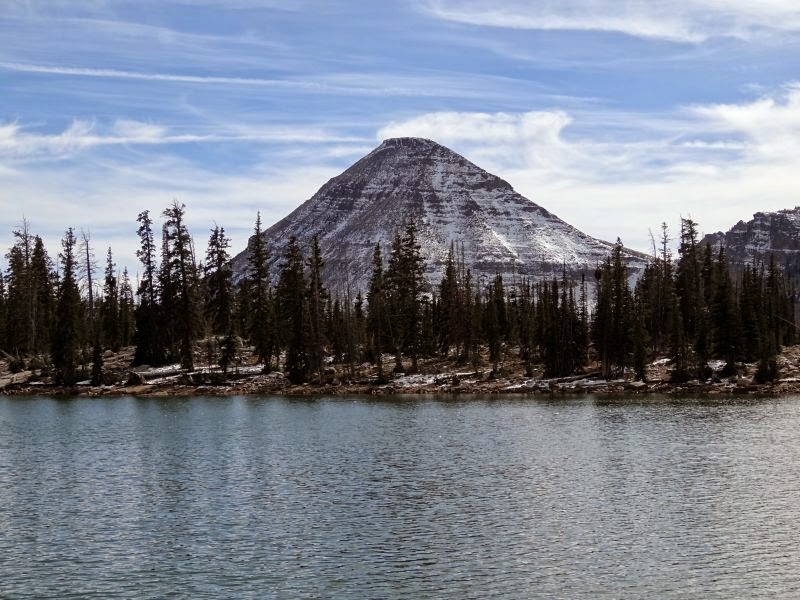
[438,243,459,356]
[536,279,555,376]
[366,245,385,359]
[101,248,120,351]
[133,210,166,366]
[29,236,55,356]
[246,213,273,371]
[52,228,82,386]
[219,326,239,375]
[493,274,508,343]
[695,303,712,381]
[352,291,366,367]
[536,276,586,378]
[592,240,634,378]
[576,273,590,366]
[0,273,6,353]
[4,244,24,356]
[632,286,649,381]
[461,269,476,364]
[306,235,327,383]
[754,255,790,383]
[518,280,535,376]
[676,218,703,341]
[739,264,761,362]
[559,279,576,376]
[162,201,199,371]
[5,224,33,356]
[204,224,233,336]
[636,224,675,354]
[118,268,135,347]
[385,234,405,372]
[470,288,483,369]
[419,295,436,357]
[764,255,783,355]
[276,236,308,384]
[90,338,103,386]
[484,276,502,372]
[342,292,358,379]
[158,222,178,360]
[710,247,739,375]
[80,231,98,321]
[366,243,388,380]
[234,277,251,349]
[327,295,344,363]
[666,281,689,382]
[383,223,426,373]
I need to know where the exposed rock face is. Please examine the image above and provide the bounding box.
[702,207,800,277]
[231,137,647,293]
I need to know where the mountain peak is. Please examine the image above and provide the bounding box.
[231,139,647,292]
[365,136,473,168]
[377,137,444,150]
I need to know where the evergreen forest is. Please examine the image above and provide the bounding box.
[0,202,795,387]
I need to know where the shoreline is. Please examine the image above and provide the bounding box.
[3,376,799,398]
[5,345,800,399]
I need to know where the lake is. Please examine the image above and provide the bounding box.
[1,395,799,598]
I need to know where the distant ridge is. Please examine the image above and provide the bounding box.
[231,137,648,292]
[702,206,800,278]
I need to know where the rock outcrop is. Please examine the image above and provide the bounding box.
[231,137,648,292]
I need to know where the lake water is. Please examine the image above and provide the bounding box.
[1,395,799,598]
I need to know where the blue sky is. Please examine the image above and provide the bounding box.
[2,0,800,275]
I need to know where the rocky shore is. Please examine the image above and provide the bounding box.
[4,345,800,398]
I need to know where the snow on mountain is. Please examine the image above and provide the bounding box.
[231,137,648,293]
[702,206,800,278]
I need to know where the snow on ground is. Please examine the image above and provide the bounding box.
[393,373,439,387]
[134,363,181,375]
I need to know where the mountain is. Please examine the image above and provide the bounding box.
[231,137,648,293]
[701,206,800,277]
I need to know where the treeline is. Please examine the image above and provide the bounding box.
[595,220,796,383]
[0,206,796,386]
[0,222,136,384]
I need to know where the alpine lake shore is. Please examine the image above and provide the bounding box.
[4,342,800,398]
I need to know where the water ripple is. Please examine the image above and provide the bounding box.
[1,395,800,598]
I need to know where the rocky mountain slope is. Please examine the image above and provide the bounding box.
[701,206,800,277]
[231,137,648,293]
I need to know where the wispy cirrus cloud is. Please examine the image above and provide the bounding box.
[2,0,799,273]
[0,61,514,99]
[5,0,310,13]
[422,0,800,42]
[0,119,370,159]
[4,85,800,273]
[0,62,335,90]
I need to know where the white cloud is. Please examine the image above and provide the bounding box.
[381,110,571,146]
[0,119,369,159]
[380,110,577,175]
[689,83,800,150]
[111,119,168,140]
[0,153,340,277]
[377,84,800,250]
[4,85,800,276]
[423,0,800,42]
